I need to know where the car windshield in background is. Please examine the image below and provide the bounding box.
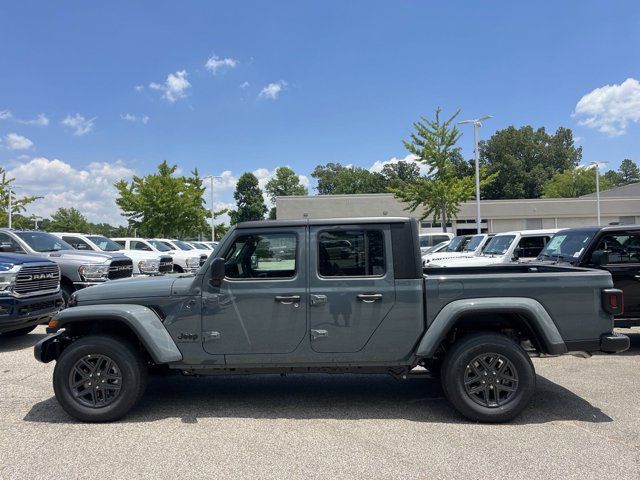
[14,231,73,252]
[148,240,172,252]
[482,235,515,256]
[192,242,210,249]
[462,235,484,252]
[174,240,194,251]
[445,236,467,252]
[538,231,595,261]
[87,236,122,252]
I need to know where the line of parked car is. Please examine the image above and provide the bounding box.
[421,224,640,328]
[0,228,216,337]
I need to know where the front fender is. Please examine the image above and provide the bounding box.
[417,297,568,357]
[46,304,182,363]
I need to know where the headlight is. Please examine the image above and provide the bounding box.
[78,263,110,280]
[0,264,19,293]
[138,259,160,274]
[185,257,200,268]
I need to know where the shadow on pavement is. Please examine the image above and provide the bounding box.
[615,331,640,356]
[0,332,47,354]
[24,373,612,425]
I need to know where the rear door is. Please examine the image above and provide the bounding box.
[308,224,396,353]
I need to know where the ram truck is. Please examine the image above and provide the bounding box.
[35,217,629,423]
[0,252,63,337]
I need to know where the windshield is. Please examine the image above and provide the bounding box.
[192,242,210,250]
[173,240,194,251]
[148,240,172,252]
[482,235,516,256]
[87,236,122,252]
[14,231,73,252]
[538,231,595,261]
[462,235,485,252]
[445,236,469,252]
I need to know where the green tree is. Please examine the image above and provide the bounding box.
[390,108,491,232]
[380,161,421,190]
[543,167,613,198]
[311,163,386,195]
[229,172,267,224]
[115,161,208,238]
[0,167,41,226]
[48,207,89,232]
[479,126,582,199]
[618,159,640,185]
[265,166,308,219]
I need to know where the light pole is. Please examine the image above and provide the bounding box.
[458,116,492,234]
[7,185,21,229]
[31,215,42,230]
[204,175,222,242]
[589,161,606,226]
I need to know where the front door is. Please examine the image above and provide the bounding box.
[308,224,396,353]
[202,227,307,354]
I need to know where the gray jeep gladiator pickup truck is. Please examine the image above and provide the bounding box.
[35,217,629,423]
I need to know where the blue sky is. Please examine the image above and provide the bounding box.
[1,1,639,225]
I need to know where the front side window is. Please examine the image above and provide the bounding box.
[0,232,25,253]
[224,232,297,279]
[318,230,385,277]
[595,234,640,264]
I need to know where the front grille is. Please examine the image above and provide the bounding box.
[17,297,63,316]
[159,256,174,273]
[14,264,60,296]
[108,259,134,280]
[199,254,207,266]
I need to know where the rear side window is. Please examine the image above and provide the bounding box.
[517,236,550,258]
[224,233,297,279]
[595,234,640,264]
[318,230,385,277]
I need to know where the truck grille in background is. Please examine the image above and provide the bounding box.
[199,255,207,266]
[14,264,60,296]
[159,256,174,273]
[108,259,134,280]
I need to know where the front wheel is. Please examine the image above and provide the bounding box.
[441,333,535,423]
[53,335,148,422]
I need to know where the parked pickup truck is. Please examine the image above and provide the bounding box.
[35,217,629,423]
[0,252,63,337]
[536,224,640,327]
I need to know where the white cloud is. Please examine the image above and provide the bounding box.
[240,81,250,89]
[0,110,49,126]
[205,55,238,74]
[259,81,287,100]
[61,113,96,136]
[3,133,33,150]
[369,153,428,176]
[149,70,191,102]
[0,110,13,120]
[7,157,135,225]
[134,85,144,92]
[120,113,150,124]
[574,78,640,136]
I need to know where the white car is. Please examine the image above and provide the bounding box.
[188,241,214,252]
[428,230,561,267]
[419,232,454,255]
[52,233,173,276]
[422,234,493,266]
[153,238,209,267]
[112,237,200,273]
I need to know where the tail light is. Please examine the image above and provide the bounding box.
[601,288,624,316]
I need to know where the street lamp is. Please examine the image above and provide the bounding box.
[31,214,42,230]
[588,161,607,226]
[458,116,492,234]
[203,175,222,242]
[7,185,21,229]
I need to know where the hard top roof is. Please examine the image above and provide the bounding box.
[236,217,413,229]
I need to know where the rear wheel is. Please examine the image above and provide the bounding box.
[1,325,37,337]
[53,335,148,422]
[441,333,535,423]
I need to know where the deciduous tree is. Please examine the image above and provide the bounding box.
[229,172,267,224]
[265,166,308,219]
[543,167,613,198]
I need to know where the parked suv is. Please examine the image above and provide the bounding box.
[0,252,63,336]
[537,225,640,327]
[112,237,200,273]
[0,229,133,304]
[52,233,173,276]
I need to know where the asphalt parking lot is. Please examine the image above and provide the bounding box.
[1,327,639,480]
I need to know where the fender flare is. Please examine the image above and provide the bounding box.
[49,304,183,363]
[416,297,567,357]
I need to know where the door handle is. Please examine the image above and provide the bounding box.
[357,293,383,303]
[310,294,327,306]
[311,329,328,340]
[275,295,301,305]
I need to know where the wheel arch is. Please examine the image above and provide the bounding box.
[416,297,568,358]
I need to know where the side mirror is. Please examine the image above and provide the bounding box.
[0,243,16,253]
[591,250,609,267]
[210,257,225,286]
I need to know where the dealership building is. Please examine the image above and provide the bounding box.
[276,183,640,235]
